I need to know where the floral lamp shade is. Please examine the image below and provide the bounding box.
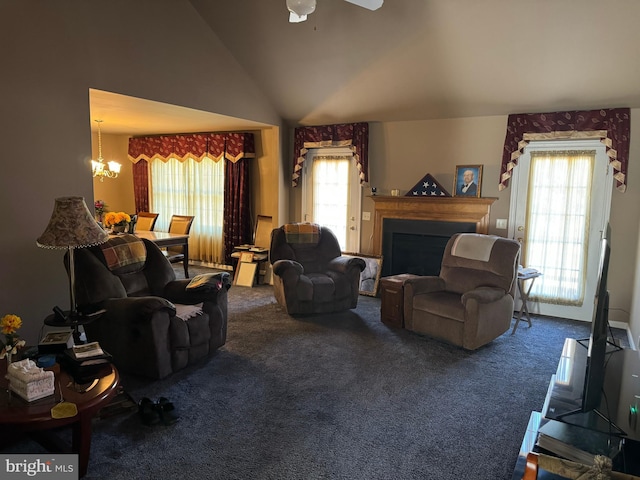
[37,196,109,249]
[37,196,110,317]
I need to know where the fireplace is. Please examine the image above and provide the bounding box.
[382,219,476,276]
[371,196,496,277]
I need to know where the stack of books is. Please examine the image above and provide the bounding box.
[537,419,622,465]
[58,342,112,382]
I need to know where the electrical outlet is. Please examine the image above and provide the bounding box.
[362,211,371,221]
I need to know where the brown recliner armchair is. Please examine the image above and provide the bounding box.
[403,233,520,350]
[71,234,231,378]
[269,223,365,315]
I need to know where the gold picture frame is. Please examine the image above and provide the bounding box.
[453,164,483,198]
[234,261,258,287]
[343,252,383,297]
[239,251,255,263]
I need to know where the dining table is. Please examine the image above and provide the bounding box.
[134,230,191,278]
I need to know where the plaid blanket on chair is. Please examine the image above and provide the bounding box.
[100,234,147,273]
[284,223,321,244]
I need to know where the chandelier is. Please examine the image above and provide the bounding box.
[91,119,121,181]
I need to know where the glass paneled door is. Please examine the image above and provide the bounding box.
[508,140,613,321]
[302,148,361,252]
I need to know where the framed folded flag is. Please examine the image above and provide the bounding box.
[406,173,451,197]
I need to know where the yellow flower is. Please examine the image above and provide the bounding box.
[0,314,22,335]
[104,211,131,227]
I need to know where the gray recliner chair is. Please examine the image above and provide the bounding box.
[403,233,520,350]
[269,223,365,315]
[72,234,230,379]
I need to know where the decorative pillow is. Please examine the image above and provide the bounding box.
[186,273,223,293]
[100,234,147,274]
[284,223,320,244]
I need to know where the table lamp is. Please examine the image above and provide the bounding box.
[36,197,109,340]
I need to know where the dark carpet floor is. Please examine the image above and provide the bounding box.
[2,265,627,479]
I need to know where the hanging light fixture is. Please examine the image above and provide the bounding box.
[91,119,121,181]
[286,0,316,22]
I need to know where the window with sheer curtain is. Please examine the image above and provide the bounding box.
[526,150,594,305]
[150,157,225,264]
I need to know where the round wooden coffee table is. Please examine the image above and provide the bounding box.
[0,358,120,478]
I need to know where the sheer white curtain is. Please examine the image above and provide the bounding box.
[312,155,350,250]
[526,150,594,305]
[150,156,225,264]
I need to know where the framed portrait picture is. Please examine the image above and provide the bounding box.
[453,165,483,198]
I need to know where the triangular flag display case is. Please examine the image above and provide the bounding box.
[405,173,451,197]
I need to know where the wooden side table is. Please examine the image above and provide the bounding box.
[0,360,120,478]
[380,274,421,328]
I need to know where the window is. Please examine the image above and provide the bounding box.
[150,157,225,264]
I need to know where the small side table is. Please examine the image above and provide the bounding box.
[511,268,542,334]
[44,310,104,345]
[380,274,421,328]
[0,359,120,478]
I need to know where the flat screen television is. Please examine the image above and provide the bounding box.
[580,223,614,412]
[554,224,623,430]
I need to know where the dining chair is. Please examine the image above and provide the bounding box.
[165,215,195,264]
[136,212,160,231]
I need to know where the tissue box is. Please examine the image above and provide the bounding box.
[6,359,55,402]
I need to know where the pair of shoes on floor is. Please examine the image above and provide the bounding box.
[138,397,179,426]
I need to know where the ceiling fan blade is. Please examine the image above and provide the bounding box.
[343,0,383,11]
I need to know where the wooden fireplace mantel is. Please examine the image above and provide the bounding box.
[370,196,497,255]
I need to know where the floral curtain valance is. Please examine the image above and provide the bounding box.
[128,132,255,164]
[500,108,630,192]
[292,122,369,187]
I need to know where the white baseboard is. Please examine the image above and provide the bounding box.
[609,320,637,350]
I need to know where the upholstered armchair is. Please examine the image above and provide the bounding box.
[403,233,520,350]
[269,223,365,315]
[71,234,231,379]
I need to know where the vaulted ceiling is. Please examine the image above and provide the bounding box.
[93,0,640,133]
[191,0,640,125]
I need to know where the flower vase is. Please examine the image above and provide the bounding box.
[112,224,126,234]
[5,351,12,365]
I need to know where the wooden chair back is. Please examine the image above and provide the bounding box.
[168,215,195,235]
[136,212,159,231]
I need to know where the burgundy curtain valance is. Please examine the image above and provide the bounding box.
[500,108,630,192]
[128,132,255,164]
[292,122,369,187]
